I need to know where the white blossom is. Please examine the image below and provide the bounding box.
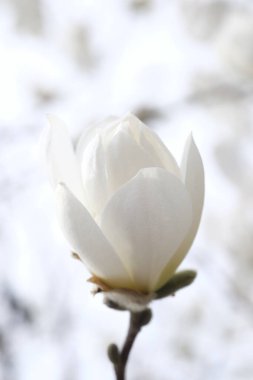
[43,114,204,293]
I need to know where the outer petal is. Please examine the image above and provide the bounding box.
[155,135,204,289]
[43,115,84,204]
[181,134,204,235]
[98,168,192,292]
[56,184,133,288]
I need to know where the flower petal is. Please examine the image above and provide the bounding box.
[80,114,181,215]
[98,168,192,292]
[56,184,133,288]
[80,135,110,216]
[44,115,84,203]
[76,116,118,160]
[123,114,181,177]
[181,134,204,234]
[102,123,163,195]
[155,135,204,289]
[80,121,164,215]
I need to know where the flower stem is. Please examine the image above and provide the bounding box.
[109,309,152,380]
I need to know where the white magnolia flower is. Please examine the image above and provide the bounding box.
[44,114,204,294]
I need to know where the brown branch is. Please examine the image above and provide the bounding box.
[108,309,152,380]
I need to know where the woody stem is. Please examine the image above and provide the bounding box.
[111,309,152,380]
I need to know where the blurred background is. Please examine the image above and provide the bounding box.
[1,0,253,379]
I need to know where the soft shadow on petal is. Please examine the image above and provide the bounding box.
[44,115,84,204]
[76,116,118,160]
[121,114,181,178]
[103,125,164,197]
[80,135,110,216]
[79,114,181,216]
[81,121,169,215]
[56,184,134,289]
[98,168,192,292]
[155,135,204,290]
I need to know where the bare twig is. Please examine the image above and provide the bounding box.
[108,309,152,380]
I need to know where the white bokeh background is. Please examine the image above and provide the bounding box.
[1,0,253,379]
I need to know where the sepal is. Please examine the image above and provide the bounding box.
[154,270,197,300]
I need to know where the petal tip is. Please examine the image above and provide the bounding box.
[56,181,66,190]
[121,112,141,125]
[46,114,68,133]
[184,133,203,165]
[55,183,72,203]
[186,132,196,149]
[46,113,58,126]
[55,182,70,196]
